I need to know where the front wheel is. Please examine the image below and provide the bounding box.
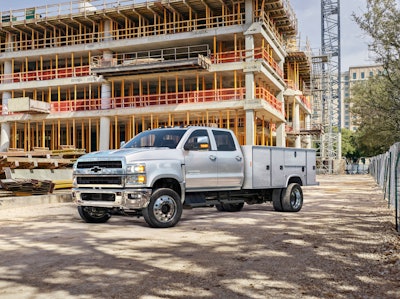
[142,188,183,228]
[281,183,303,212]
[78,206,111,223]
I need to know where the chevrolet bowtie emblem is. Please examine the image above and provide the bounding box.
[90,166,102,173]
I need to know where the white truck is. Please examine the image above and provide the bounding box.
[72,126,318,228]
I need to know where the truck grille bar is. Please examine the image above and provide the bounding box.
[77,177,122,185]
[81,193,116,202]
[77,161,123,169]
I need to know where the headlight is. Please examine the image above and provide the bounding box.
[126,163,146,174]
[126,174,146,185]
[126,163,146,186]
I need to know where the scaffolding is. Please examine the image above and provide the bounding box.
[312,0,342,174]
[0,0,312,162]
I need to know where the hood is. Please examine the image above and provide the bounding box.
[78,147,182,162]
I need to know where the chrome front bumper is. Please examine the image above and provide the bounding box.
[72,188,152,210]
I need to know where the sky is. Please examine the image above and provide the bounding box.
[291,0,373,70]
[3,0,374,70]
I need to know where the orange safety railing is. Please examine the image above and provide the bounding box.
[254,48,284,78]
[0,66,90,83]
[255,87,283,113]
[211,48,283,79]
[2,87,282,116]
[299,95,311,110]
[46,87,283,115]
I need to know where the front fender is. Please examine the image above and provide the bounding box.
[145,160,185,187]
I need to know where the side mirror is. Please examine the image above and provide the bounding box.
[120,141,126,148]
[184,142,209,151]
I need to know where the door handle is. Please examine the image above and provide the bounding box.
[236,156,242,161]
[209,155,217,161]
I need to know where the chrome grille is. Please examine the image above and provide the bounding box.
[81,193,116,201]
[77,177,122,185]
[77,161,122,169]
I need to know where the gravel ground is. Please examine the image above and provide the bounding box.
[0,175,399,299]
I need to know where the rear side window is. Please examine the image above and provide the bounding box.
[213,130,236,151]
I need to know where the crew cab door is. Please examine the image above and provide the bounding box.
[183,129,218,190]
[212,129,244,188]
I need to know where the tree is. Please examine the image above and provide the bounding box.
[350,76,400,156]
[341,128,361,162]
[350,0,400,155]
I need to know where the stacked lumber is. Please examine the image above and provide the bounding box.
[0,178,55,195]
[0,146,86,173]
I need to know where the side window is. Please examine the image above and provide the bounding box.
[213,130,236,151]
[184,129,210,151]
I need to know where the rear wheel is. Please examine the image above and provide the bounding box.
[78,206,111,223]
[272,188,284,212]
[142,188,182,228]
[281,183,303,212]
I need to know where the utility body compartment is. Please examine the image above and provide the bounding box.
[241,145,317,189]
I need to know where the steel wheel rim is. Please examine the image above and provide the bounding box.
[87,207,107,218]
[290,188,302,210]
[153,195,177,223]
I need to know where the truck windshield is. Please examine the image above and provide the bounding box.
[123,129,186,149]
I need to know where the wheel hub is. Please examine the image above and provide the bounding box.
[153,195,176,223]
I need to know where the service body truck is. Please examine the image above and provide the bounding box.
[72,127,318,228]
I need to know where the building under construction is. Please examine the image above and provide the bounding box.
[0,0,312,155]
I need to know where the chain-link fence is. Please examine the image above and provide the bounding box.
[369,142,400,232]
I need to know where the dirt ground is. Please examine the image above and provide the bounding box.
[0,175,399,299]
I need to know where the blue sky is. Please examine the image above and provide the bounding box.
[3,0,373,70]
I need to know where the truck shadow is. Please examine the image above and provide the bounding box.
[0,175,398,298]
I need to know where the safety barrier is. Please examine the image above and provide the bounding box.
[369,142,400,232]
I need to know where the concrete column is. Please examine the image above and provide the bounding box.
[101,81,111,110]
[244,17,255,146]
[99,117,110,151]
[305,114,312,149]
[245,110,255,145]
[104,19,112,42]
[0,35,14,151]
[294,101,301,148]
[0,91,12,151]
[245,72,255,145]
[245,0,254,25]
[275,122,285,147]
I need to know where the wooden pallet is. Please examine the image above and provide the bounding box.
[0,178,55,195]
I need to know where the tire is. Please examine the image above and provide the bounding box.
[142,188,183,228]
[281,183,303,212]
[221,202,244,212]
[215,204,226,212]
[272,188,284,212]
[78,206,111,223]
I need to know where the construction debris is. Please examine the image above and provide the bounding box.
[0,178,55,195]
[0,146,85,174]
